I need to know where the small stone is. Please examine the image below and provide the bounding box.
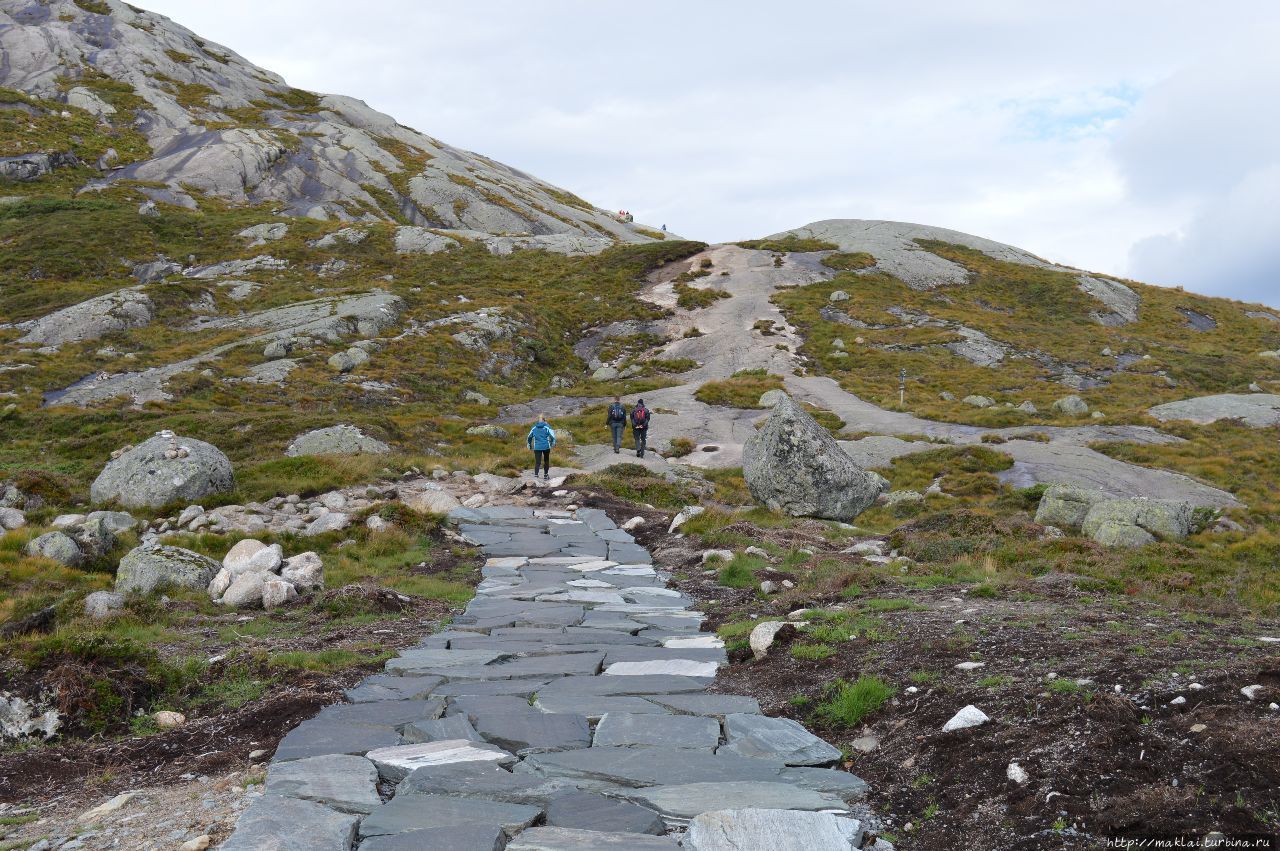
[1007,762,1029,784]
[622,516,645,531]
[263,578,298,610]
[1241,685,1263,700]
[1169,696,1186,706]
[153,710,186,728]
[701,549,734,564]
[942,705,990,732]
[1189,724,1207,733]
[954,661,986,671]
[758,580,778,594]
[179,837,211,851]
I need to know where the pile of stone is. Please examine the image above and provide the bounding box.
[155,486,397,538]
[1035,484,1197,547]
[207,540,325,610]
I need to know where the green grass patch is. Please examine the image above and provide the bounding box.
[815,675,895,727]
[694,369,783,408]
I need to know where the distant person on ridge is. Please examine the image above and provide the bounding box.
[606,396,628,454]
[526,415,556,481]
[631,398,651,458]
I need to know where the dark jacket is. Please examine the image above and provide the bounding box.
[630,404,650,430]
[606,402,628,426]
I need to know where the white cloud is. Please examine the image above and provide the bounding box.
[138,1,1280,304]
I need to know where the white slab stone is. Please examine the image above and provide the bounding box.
[605,660,720,678]
[942,705,990,732]
[663,636,725,649]
[365,740,515,781]
[686,808,863,850]
[603,565,657,576]
[563,560,618,573]
[485,557,529,569]
[567,579,615,588]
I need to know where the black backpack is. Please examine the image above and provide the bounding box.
[608,403,626,423]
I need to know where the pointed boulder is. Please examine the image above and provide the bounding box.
[742,394,884,520]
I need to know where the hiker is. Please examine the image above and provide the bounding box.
[526,415,556,480]
[631,398,650,458]
[605,396,628,454]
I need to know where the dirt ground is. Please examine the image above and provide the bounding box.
[622,504,1280,851]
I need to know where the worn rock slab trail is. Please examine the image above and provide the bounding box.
[222,504,882,850]
[502,244,1238,507]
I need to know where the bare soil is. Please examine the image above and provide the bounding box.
[585,497,1280,851]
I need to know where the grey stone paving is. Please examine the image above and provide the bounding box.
[225,504,886,849]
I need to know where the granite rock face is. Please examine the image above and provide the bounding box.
[285,424,391,457]
[16,287,152,347]
[0,1,664,244]
[743,395,885,521]
[91,434,234,509]
[1034,484,1107,530]
[1148,393,1280,428]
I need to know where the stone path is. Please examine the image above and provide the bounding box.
[221,504,888,850]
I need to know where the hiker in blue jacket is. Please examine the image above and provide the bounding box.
[605,396,628,454]
[631,398,651,458]
[526,415,556,480]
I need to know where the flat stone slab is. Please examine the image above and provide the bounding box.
[265,753,381,814]
[358,825,505,851]
[385,648,512,674]
[593,712,721,750]
[545,790,666,835]
[507,826,680,850]
[447,695,535,720]
[627,781,847,821]
[398,762,578,806]
[603,647,725,665]
[422,651,605,681]
[779,767,870,802]
[534,695,668,719]
[314,698,443,730]
[720,713,842,766]
[220,795,358,851]
[366,739,516,782]
[605,660,719,678]
[518,747,783,788]
[661,636,724,649]
[345,675,443,703]
[535,674,710,698]
[607,543,652,564]
[685,808,864,850]
[432,680,552,698]
[648,694,761,716]
[272,719,402,763]
[403,713,486,744]
[473,710,592,753]
[359,792,542,838]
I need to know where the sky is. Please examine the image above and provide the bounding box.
[141,1,1280,306]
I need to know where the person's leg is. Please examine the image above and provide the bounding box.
[612,424,622,452]
[639,428,647,457]
[542,449,551,478]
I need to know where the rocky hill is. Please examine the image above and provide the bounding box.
[1,4,1279,849]
[0,0,662,244]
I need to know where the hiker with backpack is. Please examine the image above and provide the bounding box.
[605,396,628,454]
[526,415,556,480]
[631,398,651,458]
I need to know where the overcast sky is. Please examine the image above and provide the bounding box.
[142,1,1280,306]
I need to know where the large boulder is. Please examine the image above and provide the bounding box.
[1034,484,1107,530]
[115,545,220,595]
[1081,498,1195,548]
[742,395,886,521]
[91,434,234,509]
[285,425,391,457]
[1052,395,1089,416]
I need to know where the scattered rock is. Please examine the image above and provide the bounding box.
[1034,484,1108,531]
[1241,685,1263,700]
[669,505,705,533]
[1081,498,1194,547]
[701,549,734,564]
[829,290,850,302]
[464,390,492,406]
[749,621,796,661]
[221,572,268,608]
[153,710,186,728]
[24,531,82,567]
[281,552,325,590]
[1052,394,1089,416]
[237,222,289,246]
[405,490,463,515]
[84,590,125,619]
[263,578,299,609]
[942,704,990,732]
[466,424,509,438]
[1007,762,1029,784]
[329,347,370,373]
[759,580,778,594]
[743,394,886,521]
[963,395,995,408]
[116,545,220,595]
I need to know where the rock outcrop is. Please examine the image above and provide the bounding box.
[0,0,663,245]
[286,425,391,457]
[91,433,234,509]
[742,394,885,521]
[16,287,153,347]
[1148,394,1280,428]
[1081,498,1195,548]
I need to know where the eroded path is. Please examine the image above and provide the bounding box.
[504,245,1239,508]
[221,504,886,850]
